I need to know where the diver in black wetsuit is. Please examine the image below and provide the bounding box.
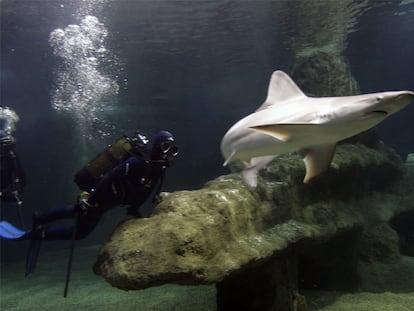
[0,130,177,276]
[31,130,178,240]
[0,106,26,205]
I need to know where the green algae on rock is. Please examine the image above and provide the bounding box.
[94,143,414,301]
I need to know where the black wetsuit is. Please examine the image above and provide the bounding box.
[35,156,164,240]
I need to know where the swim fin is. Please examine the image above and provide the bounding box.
[0,221,28,239]
[25,238,43,276]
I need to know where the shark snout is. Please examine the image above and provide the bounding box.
[375,91,414,115]
[395,92,414,103]
[391,91,414,111]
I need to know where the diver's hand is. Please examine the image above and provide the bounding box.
[74,199,94,215]
[74,191,94,215]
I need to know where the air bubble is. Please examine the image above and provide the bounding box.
[49,15,121,140]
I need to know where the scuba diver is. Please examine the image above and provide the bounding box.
[0,130,178,277]
[0,106,26,205]
[31,130,178,240]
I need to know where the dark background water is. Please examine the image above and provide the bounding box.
[1,0,413,262]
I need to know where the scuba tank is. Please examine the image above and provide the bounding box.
[74,131,150,192]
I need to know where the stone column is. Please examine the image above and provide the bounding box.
[216,249,306,311]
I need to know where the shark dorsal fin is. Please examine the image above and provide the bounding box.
[256,71,306,112]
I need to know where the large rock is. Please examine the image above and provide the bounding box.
[93,143,414,310]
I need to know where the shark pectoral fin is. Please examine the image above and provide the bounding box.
[249,125,293,142]
[251,123,325,142]
[302,144,336,183]
[242,155,277,188]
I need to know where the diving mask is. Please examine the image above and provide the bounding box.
[160,140,179,158]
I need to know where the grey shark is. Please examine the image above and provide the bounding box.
[221,70,414,187]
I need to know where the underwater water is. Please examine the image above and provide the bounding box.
[1,0,414,310]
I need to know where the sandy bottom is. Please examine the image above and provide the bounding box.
[1,245,413,311]
[0,245,215,311]
[306,291,414,311]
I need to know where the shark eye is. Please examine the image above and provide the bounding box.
[376,96,383,102]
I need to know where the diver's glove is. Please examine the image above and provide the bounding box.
[74,191,95,215]
[75,199,95,215]
[74,192,94,215]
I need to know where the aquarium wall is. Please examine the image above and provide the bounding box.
[1,0,413,258]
